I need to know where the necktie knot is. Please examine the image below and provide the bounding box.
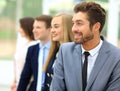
[84,51,90,58]
[41,45,45,49]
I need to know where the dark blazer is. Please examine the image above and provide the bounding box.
[17,43,39,91]
[43,53,57,91]
[50,37,120,91]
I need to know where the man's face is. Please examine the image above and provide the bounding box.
[72,12,94,44]
[33,20,50,41]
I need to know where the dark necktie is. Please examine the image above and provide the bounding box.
[82,51,90,91]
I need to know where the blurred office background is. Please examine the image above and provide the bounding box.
[0,0,119,90]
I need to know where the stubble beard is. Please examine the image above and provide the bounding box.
[74,32,94,44]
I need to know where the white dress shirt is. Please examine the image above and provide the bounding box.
[82,39,103,82]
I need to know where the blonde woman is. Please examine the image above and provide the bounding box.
[42,13,74,91]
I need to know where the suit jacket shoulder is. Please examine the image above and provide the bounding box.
[60,42,81,53]
[100,40,120,59]
[28,43,39,53]
[26,43,39,58]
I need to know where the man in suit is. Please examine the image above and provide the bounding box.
[50,2,120,91]
[17,15,52,91]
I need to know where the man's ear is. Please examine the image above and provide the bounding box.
[93,22,101,32]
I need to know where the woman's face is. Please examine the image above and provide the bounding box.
[51,16,64,43]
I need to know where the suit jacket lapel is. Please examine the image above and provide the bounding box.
[86,40,110,91]
[74,44,83,91]
[31,44,39,78]
[35,44,39,77]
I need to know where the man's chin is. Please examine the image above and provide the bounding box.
[34,37,40,40]
[74,40,82,44]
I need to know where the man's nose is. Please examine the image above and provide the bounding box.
[72,24,78,32]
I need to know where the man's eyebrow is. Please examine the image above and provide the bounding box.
[76,20,83,22]
[72,19,83,23]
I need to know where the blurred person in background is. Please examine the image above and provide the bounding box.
[42,13,74,91]
[11,17,36,91]
[17,15,52,91]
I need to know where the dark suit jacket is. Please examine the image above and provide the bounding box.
[42,53,57,91]
[17,43,39,91]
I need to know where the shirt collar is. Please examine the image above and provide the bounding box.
[39,41,50,49]
[82,39,103,56]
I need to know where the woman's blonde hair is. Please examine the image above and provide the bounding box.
[43,13,74,72]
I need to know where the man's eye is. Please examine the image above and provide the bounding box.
[77,23,83,25]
